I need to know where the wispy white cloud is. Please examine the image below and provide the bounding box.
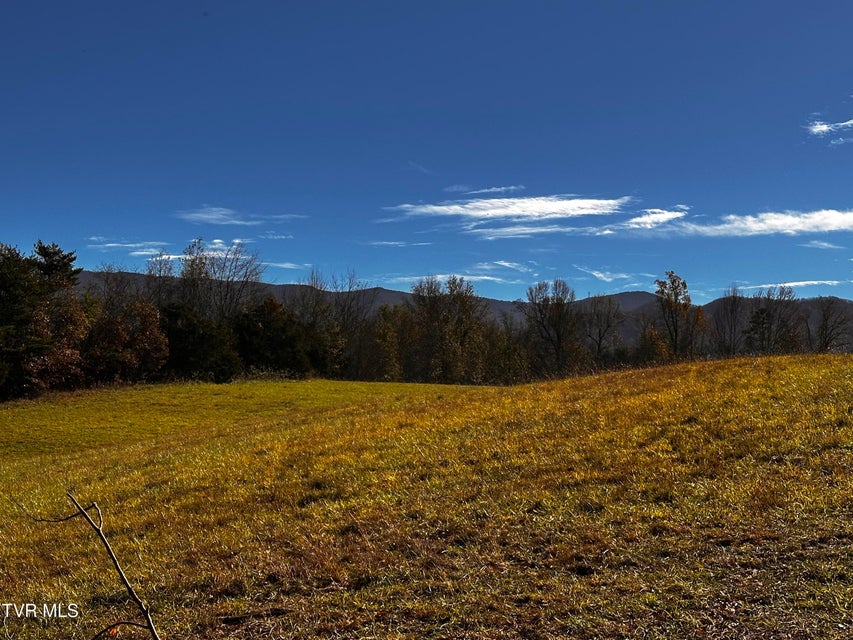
[142,239,254,263]
[741,280,846,290]
[390,195,632,223]
[193,238,255,257]
[407,160,434,175]
[208,238,229,251]
[87,240,169,256]
[464,185,526,195]
[799,240,845,250]
[388,188,853,244]
[382,273,523,286]
[265,261,311,270]
[260,231,295,240]
[468,207,853,239]
[493,260,534,272]
[467,224,586,240]
[473,260,536,273]
[129,248,168,257]
[146,254,183,263]
[177,206,261,226]
[380,260,541,286]
[368,240,433,247]
[574,265,631,282]
[676,209,853,236]
[623,208,687,229]
[177,205,305,226]
[443,184,471,193]
[807,117,853,136]
[265,214,308,221]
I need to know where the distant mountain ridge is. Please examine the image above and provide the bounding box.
[76,271,852,350]
[76,270,662,320]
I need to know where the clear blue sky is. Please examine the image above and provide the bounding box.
[3,1,853,302]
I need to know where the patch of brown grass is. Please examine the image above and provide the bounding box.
[1,355,852,638]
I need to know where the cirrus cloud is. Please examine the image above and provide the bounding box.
[466,224,591,240]
[807,118,853,136]
[368,240,433,247]
[177,206,262,226]
[741,280,846,290]
[799,240,845,250]
[574,265,631,282]
[86,240,169,257]
[472,260,537,274]
[389,195,632,223]
[265,261,311,270]
[464,185,527,195]
[624,208,687,229]
[177,205,306,226]
[382,273,524,286]
[676,209,853,236]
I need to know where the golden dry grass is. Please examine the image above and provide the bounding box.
[1,355,852,639]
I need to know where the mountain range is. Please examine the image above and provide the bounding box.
[77,271,853,351]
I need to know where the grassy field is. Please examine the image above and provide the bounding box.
[1,355,852,639]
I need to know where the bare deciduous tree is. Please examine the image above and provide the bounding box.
[518,278,582,375]
[144,250,176,309]
[809,296,850,353]
[581,294,624,362]
[710,283,746,356]
[329,269,378,378]
[744,286,803,354]
[207,241,264,321]
[175,238,264,321]
[177,238,212,317]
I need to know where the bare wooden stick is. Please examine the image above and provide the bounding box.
[64,493,162,640]
[11,493,162,640]
[9,495,100,524]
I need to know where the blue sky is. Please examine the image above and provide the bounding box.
[3,1,853,302]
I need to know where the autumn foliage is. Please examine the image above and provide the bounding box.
[1,239,849,400]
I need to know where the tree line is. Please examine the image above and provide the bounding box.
[0,240,849,400]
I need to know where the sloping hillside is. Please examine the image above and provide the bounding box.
[2,355,852,638]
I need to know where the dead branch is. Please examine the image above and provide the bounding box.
[9,495,100,525]
[12,493,162,640]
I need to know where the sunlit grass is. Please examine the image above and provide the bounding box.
[1,355,852,638]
